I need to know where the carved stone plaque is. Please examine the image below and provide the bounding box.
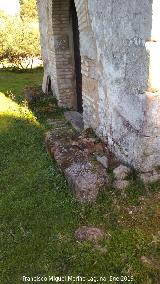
[54,35,69,51]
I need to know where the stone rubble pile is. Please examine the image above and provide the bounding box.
[45,116,136,202]
[45,122,110,203]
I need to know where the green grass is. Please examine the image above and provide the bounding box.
[0,69,160,284]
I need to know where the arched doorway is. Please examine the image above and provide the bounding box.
[70,0,82,112]
[45,75,52,95]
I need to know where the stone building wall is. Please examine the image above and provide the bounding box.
[37,0,160,173]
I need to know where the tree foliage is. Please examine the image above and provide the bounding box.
[0,0,41,69]
[19,0,38,20]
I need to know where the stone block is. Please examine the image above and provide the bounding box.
[64,161,107,203]
[75,226,105,242]
[113,165,131,180]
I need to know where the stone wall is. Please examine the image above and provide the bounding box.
[87,0,160,172]
[37,0,160,173]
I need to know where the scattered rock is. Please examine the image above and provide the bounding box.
[113,179,130,190]
[64,161,108,203]
[75,226,105,242]
[94,244,107,254]
[112,165,131,189]
[113,165,131,180]
[96,155,108,169]
[140,171,160,184]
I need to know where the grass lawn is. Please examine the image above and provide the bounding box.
[0,68,160,284]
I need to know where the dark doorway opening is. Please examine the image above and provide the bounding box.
[71,0,82,112]
[46,75,52,96]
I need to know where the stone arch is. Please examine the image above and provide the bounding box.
[49,0,98,117]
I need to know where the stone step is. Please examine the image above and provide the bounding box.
[45,123,109,203]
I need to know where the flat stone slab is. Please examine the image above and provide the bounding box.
[96,155,108,169]
[75,226,105,242]
[64,161,107,203]
[64,111,84,132]
[113,165,131,180]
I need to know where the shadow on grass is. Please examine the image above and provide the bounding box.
[0,67,43,105]
[0,113,83,283]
